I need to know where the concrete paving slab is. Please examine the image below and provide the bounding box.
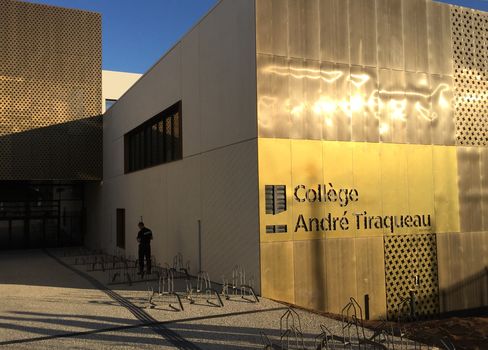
[0,249,427,349]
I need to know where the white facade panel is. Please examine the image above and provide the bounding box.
[102,70,142,113]
[198,0,257,153]
[181,29,201,157]
[101,140,259,287]
[201,140,260,290]
[96,0,260,290]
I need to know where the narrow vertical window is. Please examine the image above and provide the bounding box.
[116,208,125,249]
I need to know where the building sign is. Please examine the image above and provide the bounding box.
[266,183,431,234]
[258,138,460,240]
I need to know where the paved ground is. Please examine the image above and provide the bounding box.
[0,249,423,349]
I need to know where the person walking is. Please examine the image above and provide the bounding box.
[137,221,153,275]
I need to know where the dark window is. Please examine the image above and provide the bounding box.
[124,101,182,173]
[116,208,125,249]
[105,99,117,110]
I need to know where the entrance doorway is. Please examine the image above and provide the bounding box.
[0,182,84,249]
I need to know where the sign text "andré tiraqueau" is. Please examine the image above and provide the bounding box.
[293,184,432,234]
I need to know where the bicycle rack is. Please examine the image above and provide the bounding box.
[280,308,306,350]
[170,253,191,279]
[440,337,456,350]
[314,324,345,350]
[147,269,184,311]
[260,331,281,350]
[186,271,224,307]
[222,265,259,303]
[108,259,134,286]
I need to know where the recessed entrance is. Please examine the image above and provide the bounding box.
[0,182,84,250]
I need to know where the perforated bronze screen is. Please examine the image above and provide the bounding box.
[451,7,488,147]
[0,0,101,180]
[384,234,440,320]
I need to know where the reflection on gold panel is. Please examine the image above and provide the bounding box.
[431,75,455,146]
[255,0,459,146]
[256,54,456,144]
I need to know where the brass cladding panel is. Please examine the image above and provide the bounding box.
[256,0,488,318]
[256,0,456,145]
[260,240,295,304]
[258,139,460,242]
[261,237,387,318]
[0,0,102,180]
[482,148,488,232]
[457,147,483,233]
[258,139,459,317]
[437,231,488,312]
[293,239,327,311]
[451,7,488,147]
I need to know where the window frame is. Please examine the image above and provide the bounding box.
[105,99,117,111]
[124,101,182,174]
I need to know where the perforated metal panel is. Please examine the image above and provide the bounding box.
[384,233,440,320]
[451,6,488,147]
[0,0,102,180]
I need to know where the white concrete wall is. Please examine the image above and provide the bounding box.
[102,70,142,113]
[97,0,260,289]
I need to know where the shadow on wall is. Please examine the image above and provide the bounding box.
[0,115,102,180]
[440,267,488,314]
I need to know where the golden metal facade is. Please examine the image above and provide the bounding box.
[439,6,488,314]
[256,0,487,319]
[258,139,459,318]
[451,7,488,147]
[256,0,455,145]
[0,0,102,180]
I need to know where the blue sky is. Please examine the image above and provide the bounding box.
[21,0,488,74]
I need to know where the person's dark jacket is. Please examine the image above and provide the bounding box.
[137,227,153,248]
